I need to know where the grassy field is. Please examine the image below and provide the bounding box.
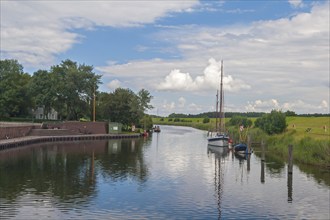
[153,116,329,140]
[286,116,329,140]
[153,116,330,167]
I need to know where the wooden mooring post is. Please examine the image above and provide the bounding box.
[247,154,251,172]
[247,135,251,153]
[287,172,293,203]
[260,139,265,183]
[287,144,293,202]
[261,139,265,162]
[261,159,265,183]
[288,144,293,174]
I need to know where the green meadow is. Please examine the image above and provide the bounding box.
[153,116,330,167]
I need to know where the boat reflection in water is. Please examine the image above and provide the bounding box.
[207,145,229,219]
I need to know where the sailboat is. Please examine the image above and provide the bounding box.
[207,60,229,147]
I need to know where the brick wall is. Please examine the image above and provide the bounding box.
[0,126,34,140]
[48,121,107,134]
[0,122,107,140]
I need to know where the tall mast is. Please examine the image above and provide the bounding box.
[215,90,219,131]
[219,60,225,132]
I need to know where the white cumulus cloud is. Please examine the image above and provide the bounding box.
[107,80,121,90]
[158,58,250,92]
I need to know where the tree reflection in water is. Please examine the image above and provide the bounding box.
[0,138,148,207]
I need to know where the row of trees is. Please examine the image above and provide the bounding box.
[0,59,101,120]
[0,59,153,129]
[167,112,267,119]
[166,110,329,119]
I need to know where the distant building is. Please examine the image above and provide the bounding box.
[34,106,58,120]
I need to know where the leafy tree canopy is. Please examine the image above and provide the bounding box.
[229,115,252,128]
[255,110,287,135]
[0,59,32,117]
[98,88,153,128]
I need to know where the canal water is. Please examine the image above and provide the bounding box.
[0,125,329,219]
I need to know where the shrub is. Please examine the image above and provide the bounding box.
[255,110,287,135]
[203,117,210,123]
[229,115,252,127]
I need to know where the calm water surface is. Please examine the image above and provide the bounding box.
[0,125,329,219]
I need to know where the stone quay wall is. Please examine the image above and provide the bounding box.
[0,121,107,140]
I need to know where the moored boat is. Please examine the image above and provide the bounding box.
[207,60,229,147]
[234,143,247,153]
[153,125,161,132]
[208,133,229,147]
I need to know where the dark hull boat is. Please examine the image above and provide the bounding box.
[234,143,248,153]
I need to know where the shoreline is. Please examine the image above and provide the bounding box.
[0,133,141,151]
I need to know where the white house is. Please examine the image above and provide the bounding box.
[34,106,58,120]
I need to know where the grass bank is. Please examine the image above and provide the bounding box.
[153,116,330,167]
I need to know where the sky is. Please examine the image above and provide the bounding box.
[1,0,329,116]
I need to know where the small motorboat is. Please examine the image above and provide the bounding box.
[153,125,161,132]
[234,143,248,153]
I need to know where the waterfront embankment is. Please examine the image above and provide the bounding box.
[0,121,141,150]
[0,134,141,150]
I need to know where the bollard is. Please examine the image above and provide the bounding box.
[287,144,293,202]
[287,172,293,202]
[261,160,265,183]
[247,135,251,153]
[247,154,251,172]
[288,145,293,174]
[261,139,265,162]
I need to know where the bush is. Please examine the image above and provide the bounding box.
[139,115,153,130]
[79,117,90,122]
[203,117,210,123]
[229,115,252,127]
[255,110,287,135]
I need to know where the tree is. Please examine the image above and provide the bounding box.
[98,88,153,129]
[203,117,210,123]
[50,60,101,120]
[105,88,137,126]
[137,89,153,112]
[229,115,253,128]
[255,110,287,135]
[0,59,32,118]
[139,115,153,131]
[285,110,296,116]
[29,70,56,119]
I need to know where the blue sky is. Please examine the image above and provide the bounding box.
[1,0,329,116]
